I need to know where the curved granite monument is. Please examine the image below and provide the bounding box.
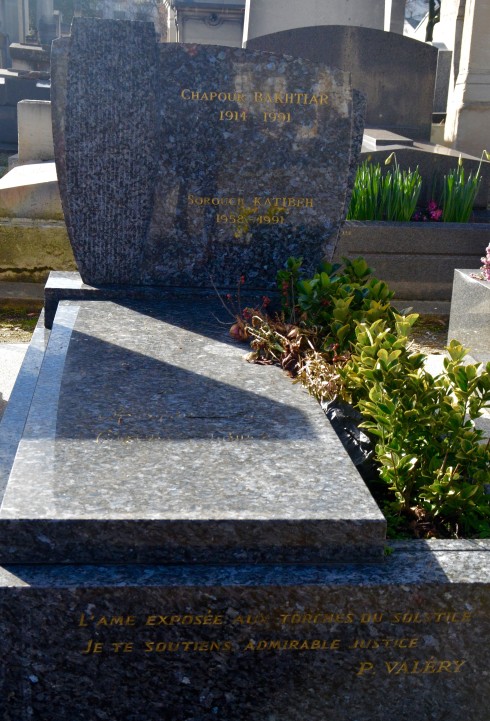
[51,18,364,288]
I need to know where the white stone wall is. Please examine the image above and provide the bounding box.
[17,100,54,164]
[243,0,386,44]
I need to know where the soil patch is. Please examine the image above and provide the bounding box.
[0,304,43,343]
[408,314,449,355]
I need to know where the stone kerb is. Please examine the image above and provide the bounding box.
[51,18,361,289]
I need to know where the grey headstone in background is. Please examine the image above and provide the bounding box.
[433,46,453,114]
[343,89,367,222]
[246,25,438,141]
[0,72,51,149]
[51,18,364,288]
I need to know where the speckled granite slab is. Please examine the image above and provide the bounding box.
[0,298,385,564]
[51,18,364,288]
[0,540,489,720]
[448,270,490,365]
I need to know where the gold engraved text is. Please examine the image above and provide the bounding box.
[145,614,224,626]
[356,658,467,676]
[244,639,341,651]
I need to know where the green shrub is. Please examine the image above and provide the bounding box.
[236,256,490,539]
[276,256,396,356]
[341,319,490,537]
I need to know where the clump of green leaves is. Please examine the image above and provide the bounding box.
[246,257,396,377]
[442,155,482,222]
[276,256,395,356]
[341,319,490,538]
[347,156,422,222]
[443,150,490,222]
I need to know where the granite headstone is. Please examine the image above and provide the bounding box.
[51,18,363,288]
[246,25,438,141]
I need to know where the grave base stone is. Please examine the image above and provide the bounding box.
[0,543,488,721]
[0,298,489,720]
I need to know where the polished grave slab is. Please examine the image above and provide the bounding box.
[0,297,385,564]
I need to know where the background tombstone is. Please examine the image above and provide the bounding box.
[51,18,364,289]
[243,0,386,42]
[246,25,438,141]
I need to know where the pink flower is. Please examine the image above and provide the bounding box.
[429,207,442,221]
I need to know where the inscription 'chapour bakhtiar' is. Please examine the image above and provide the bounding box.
[180,90,328,106]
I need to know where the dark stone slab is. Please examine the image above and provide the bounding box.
[0,106,17,145]
[335,221,490,302]
[0,297,385,564]
[0,71,50,149]
[246,25,438,141]
[43,271,274,330]
[2,74,50,105]
[51,18,364,288]
[1,541,489,721]
[363,128,414,149]
[433,47,452,114]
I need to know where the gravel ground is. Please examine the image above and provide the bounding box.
[407,315,449,356]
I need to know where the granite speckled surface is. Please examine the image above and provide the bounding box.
[0,298,385,564]
[0,313,48,500]
[0,540,489,720]
[51,18,364,288]
[448,270,490,364]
